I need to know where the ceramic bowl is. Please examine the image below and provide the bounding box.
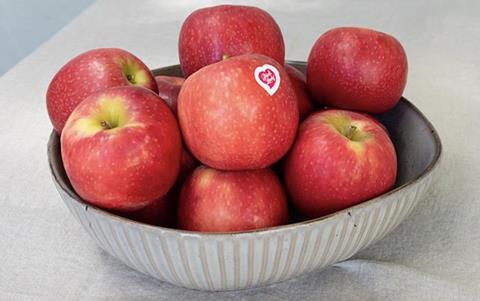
[48,61,442,291]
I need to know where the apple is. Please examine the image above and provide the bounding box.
[61,86,181,211]
[178,54,299,170]
[178,148,197,182]
[284,109,397,218]
[178,166,289,232]
[155,75,184,114]
[118,148,197,226]
[307,27,408,113]
[179,4,285,77]
[119,146,197,226]
[285,64,315,121]
[155,74,198,180]
[116,194,176,227]
[47,48,158,133]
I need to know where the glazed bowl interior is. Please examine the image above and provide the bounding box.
[48,61,442,235]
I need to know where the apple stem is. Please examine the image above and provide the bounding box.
[222,54,229,60]
[100,120,113,130]
[345,125,357,140]
[126,74,135,84]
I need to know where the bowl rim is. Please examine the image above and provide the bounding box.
[48,61,443,238]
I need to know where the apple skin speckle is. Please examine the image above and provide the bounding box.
[179,5,285,77]
[47,48,158,134]
[178,166,289,232]
[177,53,299,171]
[307,27,408,113]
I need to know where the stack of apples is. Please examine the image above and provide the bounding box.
[47,5,406,232]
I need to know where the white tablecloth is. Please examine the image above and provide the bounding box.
[1,0,479,300]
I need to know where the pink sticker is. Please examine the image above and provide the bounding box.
[254,64,281,96]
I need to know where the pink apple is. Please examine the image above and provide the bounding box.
[178,148,197,182]
[177,54,299,170]
[117,193,176,227]
[285,64,315,121]
[61,86,181,211]
[178,166,289,232]
[155,74,198,180]
[284,109,397,218]
[179,5,285,77]
[307,27,408,113]
[119,146,197,226]
[47,48,158,133]
[155,75,185,114]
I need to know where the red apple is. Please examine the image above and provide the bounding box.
[285,64,315,121]
[179,5,285,77]
[307,27,408,113]
[61,86,181,211]
[178,54,299,170]
[155,75,198,179]
[155,75,184,114]
[284,109,397,218]
[120,148,197,227]
[178,148,197,182]
[117,193,176,227]
[178,166,289,232]
[47,48,158,133]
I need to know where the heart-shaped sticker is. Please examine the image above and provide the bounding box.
[254,64,281,96]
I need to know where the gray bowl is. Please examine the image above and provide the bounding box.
[48,61,442,291]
